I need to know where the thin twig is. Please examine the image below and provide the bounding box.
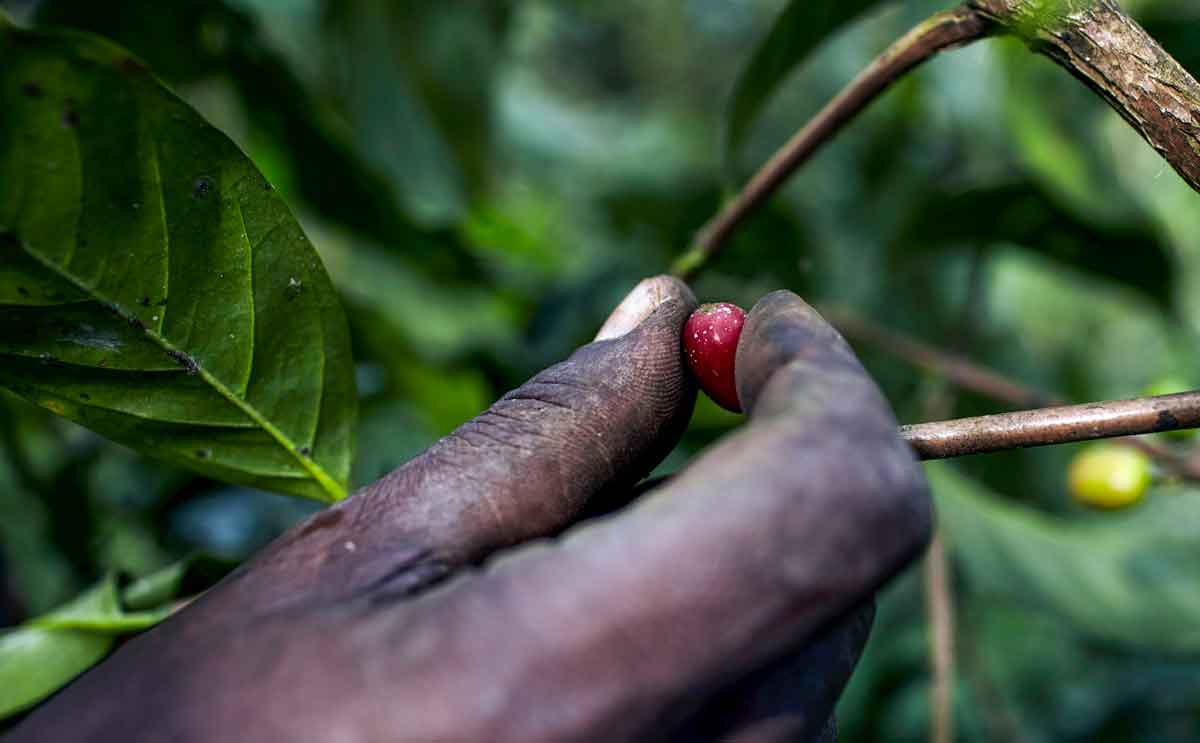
[824,307,1055,409]
[919,384,957,743]
[958,607,1027,743]
[827,308,1200,478]
[918,255,984,743]
[671,7,993,281]
[924,533,955,743]
[901,391,1200,459]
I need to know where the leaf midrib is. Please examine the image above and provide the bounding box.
[19,241,346,502]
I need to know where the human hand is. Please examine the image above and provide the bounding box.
[9,277,930,743]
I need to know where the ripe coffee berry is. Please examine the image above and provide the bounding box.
[683,302,746,413]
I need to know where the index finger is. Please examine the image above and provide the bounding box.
[202,276,699,613]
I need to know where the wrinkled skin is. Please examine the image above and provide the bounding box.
[7,278,931,743]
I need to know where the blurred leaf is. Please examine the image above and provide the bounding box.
[0,19,356,502]
[0,559,229,720]
[224,23,457,261]
[29,575,167,633]
[119,560,188,611]
[891,181,1174,305]
[34,0,476,274]
[984,247,1181,407]
[313,224,520,364]
[351,399,435,488]
[391,364,490,436]
[1006,91,1108,219]
[120,554,232,611]
[0,622,112,720]
[2,578,145,720]
[725,0,887,163]
[999,43,1142,227]
[378,2,509,193]
[324,0,465,227]
[168,487,322,560]
[931,462,1200,653]
[603,184,814,302]
[1139,10,1200,81]
[34,0,226,82]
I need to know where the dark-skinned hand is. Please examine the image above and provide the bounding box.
[7,278,931,743]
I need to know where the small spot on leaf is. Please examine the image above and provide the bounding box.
[193,177,214,199]
[61,108,80,129]
[21,82,42,98]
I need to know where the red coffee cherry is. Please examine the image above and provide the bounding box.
[683,302,747,413]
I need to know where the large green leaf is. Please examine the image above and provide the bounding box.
[889,181,1174,305]
[930,462,1200,653]
[724,0,887,163]
[0,17,355,502]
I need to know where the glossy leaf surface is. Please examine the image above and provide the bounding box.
[0,18,355,502]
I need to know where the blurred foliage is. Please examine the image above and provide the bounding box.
[724,0,885,167]
[3,0,1200,738]
[0,557,232,718]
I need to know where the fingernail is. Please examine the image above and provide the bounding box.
[594,276,676,341]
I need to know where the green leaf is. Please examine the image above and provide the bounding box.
[0,623,113,720]
[0,19,356,502]
[325,0,466,227]
[889,181,1174,305]
[119,560,189,611]
[930,462,1200,653]
[314,222,519,364]
[29,575,168,633]
[0,562,228,721]
[725,0,887,162]
[35,0,481,278]
[120,554,233,611]
[33,0,227,84]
